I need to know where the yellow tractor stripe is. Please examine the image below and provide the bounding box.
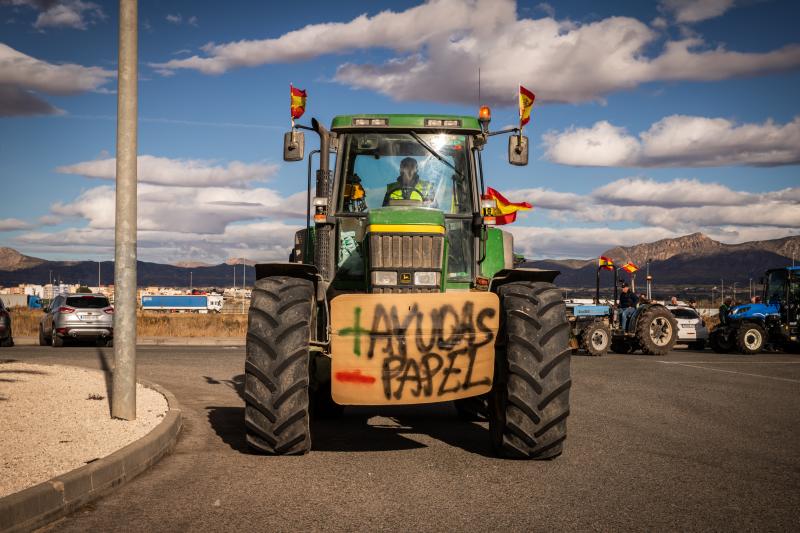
[367,224,445,234]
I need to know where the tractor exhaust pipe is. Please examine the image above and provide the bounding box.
[311,118,334,281]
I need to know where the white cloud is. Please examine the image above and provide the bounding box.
[543,115,800,167]
[1,1,106,30]
[166,13,181,24]
[56,155,280,188]
[49,182,304,234]
[504,188,583,211]
[658,0,736,23]
[0,42,114,116]
[0,218,33,231]
[150,0,800,105]
[591,177,751,207]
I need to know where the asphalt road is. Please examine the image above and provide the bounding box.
[6,344,800,532]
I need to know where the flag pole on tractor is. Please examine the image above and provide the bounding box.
[621,262,639,292]
[519,84,535,136]
[290,83,306,129]
[597,256,614,304]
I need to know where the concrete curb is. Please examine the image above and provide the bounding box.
[0,379,182,533]
[13,336,245,346]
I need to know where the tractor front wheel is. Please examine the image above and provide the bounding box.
[581,321,611,356]
[489,281,571,459]
[736,324,765,355]
[244,276,314,455]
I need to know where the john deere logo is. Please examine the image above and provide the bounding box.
[400,273,412,284]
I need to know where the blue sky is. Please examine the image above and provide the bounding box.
[0,0,798,263]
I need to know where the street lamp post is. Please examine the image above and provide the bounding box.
[112,0,139,421]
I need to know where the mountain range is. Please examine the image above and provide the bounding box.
[0,232,797,288]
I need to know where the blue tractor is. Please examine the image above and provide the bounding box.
[710,267,800,354]
[568,267,677,356]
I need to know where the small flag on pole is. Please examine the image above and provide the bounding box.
[290,84,307,123]
[598,256,614,270]
[621,262,639,274]
[519,85,535,128]
[483,187,532,225]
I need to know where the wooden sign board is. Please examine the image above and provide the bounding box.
[330,292,500,405]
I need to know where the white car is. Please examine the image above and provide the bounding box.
[667,305,708,350]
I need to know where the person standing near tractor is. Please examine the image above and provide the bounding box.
[619,283,638,330]
[719,297,733,325]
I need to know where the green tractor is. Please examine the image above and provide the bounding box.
[244,111,571,459]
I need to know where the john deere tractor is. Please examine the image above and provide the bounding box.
[710,266,800,354]
[244,111,571,459]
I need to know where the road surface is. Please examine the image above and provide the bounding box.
[6,345,799,531]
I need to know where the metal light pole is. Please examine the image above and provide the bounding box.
[112,0,138,421]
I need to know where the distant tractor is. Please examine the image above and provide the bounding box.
[568,267,677,356]
[243,110,572,459]
[710,267,800,354]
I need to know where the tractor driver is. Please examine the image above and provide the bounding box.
[383,157,434,205]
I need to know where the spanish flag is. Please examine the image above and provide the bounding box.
[598,256,614,270]
[484,187,532,225]
[621,262,639,274]
[290,84,306,120]
[519,85,535,128]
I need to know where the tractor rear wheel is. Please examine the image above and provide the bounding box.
[244,276,314,455]
[736,323,765,355]
[581,321,611,356]
[489,281,571,459]
[637,306,677,355]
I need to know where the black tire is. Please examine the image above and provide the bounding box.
[489,281,571,460]
[454,395,489,421]
[709,328,734,353]
[688,340,706,351]
[39,325,48,346]
[580,321,611,356]
[244,276,314,455]
[0,332,12,348]
[610,340,633,354]
[52,333,64,347]
[636,306,677,355]
[736,323,765,355]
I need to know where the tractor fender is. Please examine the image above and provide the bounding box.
[254,262,326,301]
[489,268,560,292]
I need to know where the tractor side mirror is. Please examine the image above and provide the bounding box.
[508,135,529,166]
[283,131,305,162]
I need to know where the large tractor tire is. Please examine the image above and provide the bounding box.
[489,281,571,460]
[736,323,765,355]
[580,321,611,356]
[636,306,677,355]
[709,328,734,353]
[244,276,314,455]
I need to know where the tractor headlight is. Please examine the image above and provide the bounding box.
[371,271,397,286]
[414,271,439,286]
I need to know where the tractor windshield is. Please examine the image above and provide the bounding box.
[765,269,788,303]
[338,132,472,214]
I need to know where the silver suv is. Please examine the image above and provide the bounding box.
[40,293,114,347]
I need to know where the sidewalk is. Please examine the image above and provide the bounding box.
[0,361,182,532]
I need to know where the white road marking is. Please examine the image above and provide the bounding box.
[655,361,800,383]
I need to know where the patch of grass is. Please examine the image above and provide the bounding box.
[8,308,248,338]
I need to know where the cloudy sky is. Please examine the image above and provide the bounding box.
[0,0,798,264]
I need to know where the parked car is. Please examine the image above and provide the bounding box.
[667,305,708,350]
[40,293,113,347]
[0,297,14,347]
